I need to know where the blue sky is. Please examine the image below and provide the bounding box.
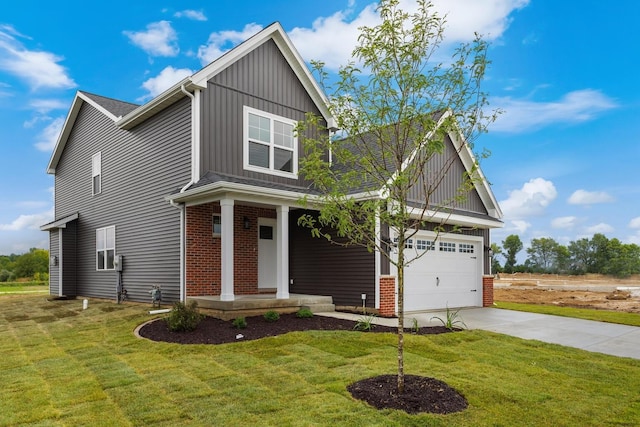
[1,0,638,258]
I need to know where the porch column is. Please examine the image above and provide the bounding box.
[276,205,289,299]
[220,198,235,301]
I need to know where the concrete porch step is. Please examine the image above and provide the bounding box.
[187,293,335,320]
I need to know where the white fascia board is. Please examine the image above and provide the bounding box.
[166,181,316,207]
[381,109,503,221]
[447,125,503,220]
[405,205,503,229]
[47,92,119,174]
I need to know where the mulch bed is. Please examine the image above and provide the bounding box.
[137,313,468,414]
[137,313,452,345]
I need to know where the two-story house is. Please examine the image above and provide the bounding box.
[41,22,502,317]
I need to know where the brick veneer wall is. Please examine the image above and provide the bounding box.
[379,275,396,317]
[185,202,276,297]
[482,275,494,307]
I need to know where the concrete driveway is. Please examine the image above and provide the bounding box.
[324,308,640,360]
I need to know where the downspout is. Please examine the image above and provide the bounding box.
[180,84,196,193]
[172,83,201,301]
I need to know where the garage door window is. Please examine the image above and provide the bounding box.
[393,237,413,249]
[459,243,474,253]
[416,239,434,251]
[439,241,456,252]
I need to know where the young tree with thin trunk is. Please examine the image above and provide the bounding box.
[298,0,497,393]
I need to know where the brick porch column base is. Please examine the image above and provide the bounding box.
[379,275,396,317]
[482,275,494,307]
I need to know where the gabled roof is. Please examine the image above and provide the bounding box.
[117,22,333,130]
[328,110,502,222]
[46,91,139,173]
[46,22,334,174]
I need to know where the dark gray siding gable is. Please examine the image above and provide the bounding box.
[54,98,191,302]
[201,39,324,185]
[408,134,487,215]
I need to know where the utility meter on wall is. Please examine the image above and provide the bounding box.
[114,255,123,271]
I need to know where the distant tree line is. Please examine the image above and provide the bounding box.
[0,248,49,282]
[492,233,640,278]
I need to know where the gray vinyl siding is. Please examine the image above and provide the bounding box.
[289,210,376,307]
[201,39,325,185]
[408,134,487,215]
[53,98,191,302]
[49,230,59,295]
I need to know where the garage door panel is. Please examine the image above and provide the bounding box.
[392,233,482,311]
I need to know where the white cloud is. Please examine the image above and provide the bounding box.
[123,21,179,57]
[585,223,614,234]
[629,217,640,229]
[568,189,615,205]
[140,66,193,98]
[490,89,617,133]
[0,26,76,90]
[197,23,263,65]
[289,0,528,70]
[174,9,207,21]
[499,177,557,218]
[34,117,64,152]
[429,0,529,42]
[551,216,577,229]
[289,5,379,70]
[0,208,54,231]
[29,98,67,113]
[511,220,531,234]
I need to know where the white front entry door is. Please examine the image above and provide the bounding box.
[258,218,277,289]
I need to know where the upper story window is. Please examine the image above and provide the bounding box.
[243,106,297,178]
[96,226,115,270]
[92,152,101,195]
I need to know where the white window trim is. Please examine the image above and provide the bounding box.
[92,152,102,195]
[96,226,116,271]
[243,105,298,178]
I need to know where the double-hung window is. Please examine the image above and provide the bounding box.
[96,226,115,270]
[243,106,297,177]
[92,152,101,195]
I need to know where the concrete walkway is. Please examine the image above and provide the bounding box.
[321,308,640,360]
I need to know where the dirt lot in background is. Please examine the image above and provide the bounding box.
[494,273,640,314]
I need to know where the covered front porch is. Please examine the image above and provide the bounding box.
[187,293,335,320]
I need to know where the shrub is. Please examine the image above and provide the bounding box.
[263,310,280,322]
[431,306,467,331]
[232,317,247,329]
[165,301,203,332]
[354,313,376,331]
[296,308,314,318]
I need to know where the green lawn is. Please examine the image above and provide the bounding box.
[495,301,640,327]
[1,294,639,426]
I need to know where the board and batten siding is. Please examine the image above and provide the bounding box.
[201,39,326,186]
[407,134,487,215]
[53,98,191,302]
[289,210,376,307]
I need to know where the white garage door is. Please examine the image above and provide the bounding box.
[392,232,483,312]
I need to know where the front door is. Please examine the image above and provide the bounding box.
[258,218,277,289]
